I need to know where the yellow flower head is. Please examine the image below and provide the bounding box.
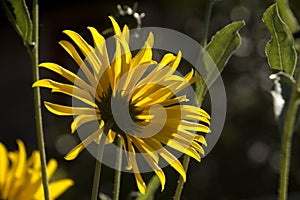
[33,17,210,194]
[0,140,73,200]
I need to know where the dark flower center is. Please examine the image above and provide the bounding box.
[97,87,144,134]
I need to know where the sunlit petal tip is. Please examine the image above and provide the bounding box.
[87,26,106,48]
[47,159,58,180]
[183,173,187,182]
[122,24,129,32]
[156,171,166,191]
[38,62,47,67]
[70,123,76,134]
[86,26,95,29]
[16,139,24,148]
[0,142,7,153]
[125,164,133,170]
[64,143,85,160]
[108,16,121,35]
[62,29,73,35]
[200,109,210,119]
[31,81,40,88]
[207,127,212,134]
[144,32,154,47]
[0,142,8,187]
[203,141,207,146]
[177,50,182,57]
[137,181,146,195]
[70,123,77,134]
[48,179,74,199]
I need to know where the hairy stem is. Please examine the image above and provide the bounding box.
[173,1,214,199]
[91,122,113,200]
[278,69,300,200]
[113,137,123,200]
[201,0,215,47]
[29,0,50,199]
[173,156,190,200]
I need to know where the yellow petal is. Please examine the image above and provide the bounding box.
[111,41,122,87]
[154,134,201,162]
[118,135,132,170]
[116,62,152,99]
[130,33,154,69]
[176,129,207,146]
[179,120,210,133]
[156,53,176,71]
[59,40,96,86]
[71,115,99,133]
[159,148,186,182]
[33,79,97,108]
[105,130,116,144]
[48,179,74,199]
[141,153,166,191]
[122,24,130,42]
[191,141,205,155]
[164,105,210,125]
[0,143,8,190]
[37,62,93,93]
[65,130,101,160]
[131,137,159,164]
[15,139,26,178]
[181,105,210,119]
[127,138,146,194]
[59,40,83,66]
[46,159,58,180]
[64,143,85,161]
[87,26,105,47]
[194,135,207,146]
[44,101,98,116]
[158,95,188,107]
[169,51,182,71]
[109,16,121,35]
[63,30,93,57]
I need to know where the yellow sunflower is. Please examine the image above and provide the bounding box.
[0,139,73,200]
[33,16,210,194]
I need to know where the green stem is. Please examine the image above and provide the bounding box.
[91,122,113,200]
[173,156,190,200]
[173,1,214,200]
[28,0,50,199]
[113,137,122,200]
[278,69,300,200]
[201,0,215,47]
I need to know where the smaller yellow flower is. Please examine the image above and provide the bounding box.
[0,139,74,200]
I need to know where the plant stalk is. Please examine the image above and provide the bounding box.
[173,155,190,200]
[278,68,300,200]
[113,137,123,200]
[201,0,215,47]
[91,122,113,200]
[173,1,214,200]
[28,0,50,199]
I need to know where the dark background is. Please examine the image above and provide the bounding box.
[1,0,300,199]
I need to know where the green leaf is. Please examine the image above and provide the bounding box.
[262,4,297,77]
[205,21,245,73]
[135,176,160,200]
[1,0,32,46]
[200,20,245,89]
[276,0,299,33]
[195,21,244,103]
